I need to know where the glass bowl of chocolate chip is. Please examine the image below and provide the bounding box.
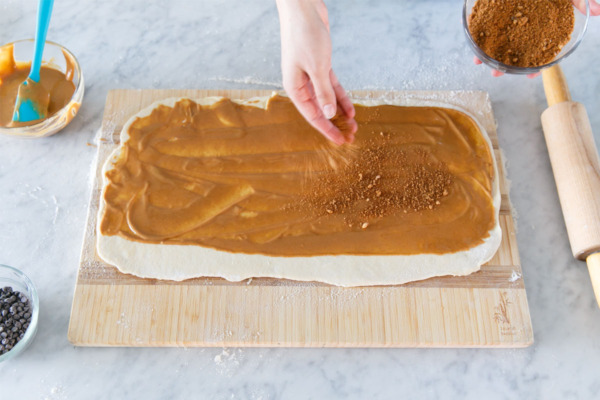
[0,264,39,363]
[463,0,590,74]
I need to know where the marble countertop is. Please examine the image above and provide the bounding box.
[1,0,599,398]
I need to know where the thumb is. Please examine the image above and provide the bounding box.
[574,0,600,15]
[310,69,337,119]
[591,0,600,15]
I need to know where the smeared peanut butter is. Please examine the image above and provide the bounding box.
[0,43,76,127]
[99,95,496,256]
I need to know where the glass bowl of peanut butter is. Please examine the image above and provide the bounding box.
[463,0,589,74]
[0,39,84,138]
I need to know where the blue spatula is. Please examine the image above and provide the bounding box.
[12,0,54,123]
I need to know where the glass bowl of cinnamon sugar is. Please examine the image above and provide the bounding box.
[0,39,84,138]
[463,0,589,74]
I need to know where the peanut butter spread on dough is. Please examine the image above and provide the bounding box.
[99,95,496,256]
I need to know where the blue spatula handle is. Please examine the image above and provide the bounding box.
[29,0,54,83]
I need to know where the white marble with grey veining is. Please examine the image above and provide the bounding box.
[1,0,599,398]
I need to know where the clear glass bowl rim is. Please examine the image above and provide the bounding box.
[0,38,84,134]
[462,0,590,74]
[0,264,40,363]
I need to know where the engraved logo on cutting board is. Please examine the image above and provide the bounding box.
[494,291,516,336]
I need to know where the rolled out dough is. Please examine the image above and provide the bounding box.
[96,94,502,287]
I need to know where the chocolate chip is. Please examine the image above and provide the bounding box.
[0,287,33,356]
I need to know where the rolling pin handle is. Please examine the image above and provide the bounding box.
[542,65,571,107]
[586,253,600,308]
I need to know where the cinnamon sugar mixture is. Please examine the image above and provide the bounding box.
[468,0,575,67]
[301,134,453,229]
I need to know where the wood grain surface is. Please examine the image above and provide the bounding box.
[68,89,533,347]
[541,101,600,260]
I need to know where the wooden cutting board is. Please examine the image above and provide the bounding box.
[68,89,533,347]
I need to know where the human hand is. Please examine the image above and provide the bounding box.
[276,0,357,145]
[473,56,541,79]
[573,0,600,15]
[474,0,600,78]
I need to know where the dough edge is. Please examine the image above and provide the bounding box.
[96,93,502,287]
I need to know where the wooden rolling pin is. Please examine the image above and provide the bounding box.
[541,65,600,307]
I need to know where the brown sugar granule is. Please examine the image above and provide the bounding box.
[468,0,575,68]
[300,134,453,229]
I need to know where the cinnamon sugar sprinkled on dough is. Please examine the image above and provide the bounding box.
[301,132,453,229]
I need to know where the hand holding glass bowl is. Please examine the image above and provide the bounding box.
[464,0,595,78]
[0,39,84,138]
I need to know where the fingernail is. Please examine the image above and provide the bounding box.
[323,104,336,119]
